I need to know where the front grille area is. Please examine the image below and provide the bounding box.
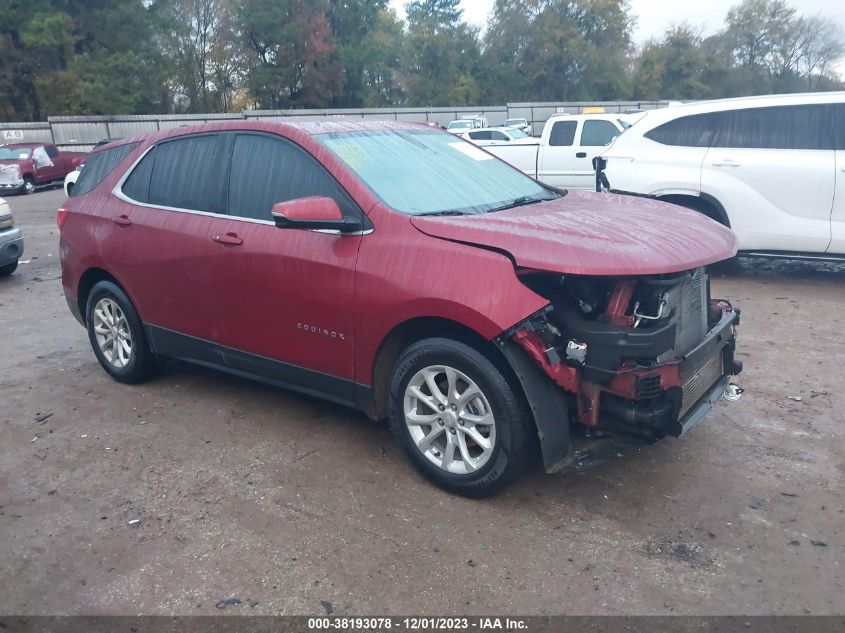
[679,352,724,418]
[675,267,708,354]
[636,373,662,399]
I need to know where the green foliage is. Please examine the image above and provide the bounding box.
[0,0,842,121]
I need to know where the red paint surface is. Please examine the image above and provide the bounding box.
[61,120,735,389]
[411,190,737,276]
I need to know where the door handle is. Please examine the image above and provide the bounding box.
[576,152,587,158]
[111,215,131,226]
[712,159,741,167]
[212,232,243,246]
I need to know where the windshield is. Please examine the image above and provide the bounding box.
[319,130,557,216]
[448,121,473,130]
[617,119,632,130]
[0,147,31,160]
[505,119,526,126]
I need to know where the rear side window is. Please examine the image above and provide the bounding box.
[72,142,139,197]
[549,120,577,147]
[715,105,831,150]
[580,120,620,146]
[227,134,357,222]
[122,134,224,212]
[645,113,722,147]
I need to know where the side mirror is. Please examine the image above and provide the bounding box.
[271,196,362,233]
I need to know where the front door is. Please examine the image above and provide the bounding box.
[202,132,364,400]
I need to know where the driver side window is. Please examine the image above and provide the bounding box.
[227,134,357,221]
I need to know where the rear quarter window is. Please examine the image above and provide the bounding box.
[644,113,722,147]
[72,142,140,197]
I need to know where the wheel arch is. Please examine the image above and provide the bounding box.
[76,267,127,325]
[367,316,521,422]
[657,193,731,228]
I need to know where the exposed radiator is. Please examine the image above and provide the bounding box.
[675,267,708,355]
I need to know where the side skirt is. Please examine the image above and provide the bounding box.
[145,324,372,410]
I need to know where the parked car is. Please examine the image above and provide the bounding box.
[595,92,845,258]
[460,127,535,146]
[0,197,23,276]
[0,143,87,195]
[64,165,82,197]
[447,120,476,134]
[504,118,532,135]
[482,114,628,189]
[59,121,742,496]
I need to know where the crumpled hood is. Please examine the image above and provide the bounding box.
[410,190,737,276]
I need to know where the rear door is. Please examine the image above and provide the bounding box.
[105,134,227,343]
[701,104,834,253]
[201,132,363,393]
[830,103,845,255]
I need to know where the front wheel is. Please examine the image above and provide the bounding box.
[22,176,35,195]
[389,338,529,497]
[85,280,158,383]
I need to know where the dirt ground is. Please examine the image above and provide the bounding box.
[0,187,842,616]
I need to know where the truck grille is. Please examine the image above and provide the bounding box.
[679,352,723,418]
[675,267,708,354]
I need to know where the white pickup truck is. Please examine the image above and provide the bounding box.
[483,113,629,189]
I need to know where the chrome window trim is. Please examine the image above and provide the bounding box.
[111,143,372,234]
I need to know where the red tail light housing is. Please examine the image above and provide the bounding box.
[57,207,69,230]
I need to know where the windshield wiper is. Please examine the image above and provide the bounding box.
[485,195,550,214]
[415,210,470,217]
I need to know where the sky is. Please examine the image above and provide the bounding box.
[388,0,845,74]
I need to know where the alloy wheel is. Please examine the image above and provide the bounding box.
[92,297,133,368]
[403,365,497,474]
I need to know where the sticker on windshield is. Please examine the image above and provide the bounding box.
[447,142,493,161]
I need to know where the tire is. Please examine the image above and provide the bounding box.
[388,337,529,497]
[65,182,74,197]
[0,261,17,276]
[85,280,158,383]
[22,176,35,195]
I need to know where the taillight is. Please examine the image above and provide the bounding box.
[57,207,69,230]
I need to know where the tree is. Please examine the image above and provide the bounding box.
[633,25,709,100]
[236,0,340,109]
[402,0,481,106]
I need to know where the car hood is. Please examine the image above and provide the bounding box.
[410,190,737,276]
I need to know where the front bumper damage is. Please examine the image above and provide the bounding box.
[497,270,742,473]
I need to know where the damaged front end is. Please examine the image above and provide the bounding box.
[497,267,742,473]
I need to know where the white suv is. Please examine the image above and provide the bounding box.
[597,92,845,258]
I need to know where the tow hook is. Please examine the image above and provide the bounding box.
[723,383,744,401]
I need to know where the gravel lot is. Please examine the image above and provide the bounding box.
[1,187,843,616]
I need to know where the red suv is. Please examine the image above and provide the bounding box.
[59,120,742,496]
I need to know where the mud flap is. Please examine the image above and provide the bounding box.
[499,341,571,473]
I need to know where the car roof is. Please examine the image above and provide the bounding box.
[631,91,845,132]
[465,127,519,133]
[99,119,438,149]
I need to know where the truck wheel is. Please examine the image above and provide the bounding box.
[85,280,158,384]
[22,177,35,195]
[388,337,529,497]
[0,261,17,276]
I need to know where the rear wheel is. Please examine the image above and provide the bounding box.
[389,337,529,497]
[0,261,17,276]
[85,281,158,383]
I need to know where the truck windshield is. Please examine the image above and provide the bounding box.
[0,147,31,160]
[319,130,557,216]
